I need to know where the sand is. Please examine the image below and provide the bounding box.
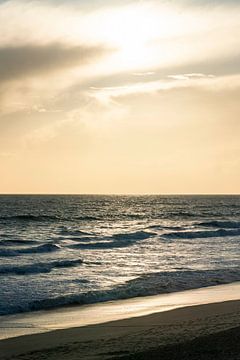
[1,298,240,359]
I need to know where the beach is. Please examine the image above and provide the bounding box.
[1,284,240,360]
[1,301,240,359]
[1,0,240,354]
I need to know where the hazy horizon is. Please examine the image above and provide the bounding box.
[0,0,239,194]
[0,193,239,196]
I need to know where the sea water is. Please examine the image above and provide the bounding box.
[0,195,239,315]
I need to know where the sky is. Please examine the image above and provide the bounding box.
[0,0,239,194]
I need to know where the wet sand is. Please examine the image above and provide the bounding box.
[1,299,240,359]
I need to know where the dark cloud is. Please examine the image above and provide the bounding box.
[0,43,108,82]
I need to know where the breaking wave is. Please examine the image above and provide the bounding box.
[58,228,92,237]
[112,230,155,240]
[0,243,61,257]
[197,220,240,229]
[3,268,239,315]
[0,239,37,246]
[0,259,83,275]
[69,230,155,250]
[163,228,240,240]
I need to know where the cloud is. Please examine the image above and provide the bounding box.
[180,0,240,6]
[168,73,214,81]
[0,43,108,83]
[132,72,155,76]
[88,75,216,102]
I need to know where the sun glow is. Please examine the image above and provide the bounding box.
[102,7,157,67]
[85,3,210,73]
[89,4,186,71]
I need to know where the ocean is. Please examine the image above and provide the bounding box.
[0,195,239,316]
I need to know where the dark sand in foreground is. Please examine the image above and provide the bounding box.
[119,325,240,360]
[1,300,240,360]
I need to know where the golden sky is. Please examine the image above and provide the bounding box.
[0,0,239,194]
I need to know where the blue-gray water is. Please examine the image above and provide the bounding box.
[0,195,239,315]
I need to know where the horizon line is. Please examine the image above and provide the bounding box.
[0,193,239,196]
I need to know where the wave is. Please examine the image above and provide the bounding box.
[121,213,145,219]
[197,220,240,229]
[114,268,240,295]
[0,239,37,246]
[58,228,92,237]
[168,211,198,218]
[0,243,61,257]
[148,224,184,231]
[29,243,61,253]
[113,230,155,241]
[0,249,19,257]
[70,241,117,250]
[69,231,155,250]
[162,228,240,240]
[0,259,83,275]
[76,216,100,221]
[0,215,59,222]
[0,214,104,223]
[5,268,240,315]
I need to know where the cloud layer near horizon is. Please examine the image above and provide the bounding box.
[0,0,240,194]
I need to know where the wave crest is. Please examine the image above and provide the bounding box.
[0,259,83,275]
[9,267,240,314]
[163,228,240,240]
[197,220,240,229]
[69,230,155,250]
[0,243,61,257]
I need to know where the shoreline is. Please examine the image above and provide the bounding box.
[1,282,240,341]
[1,299,240,359]
[1,282,240,359]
